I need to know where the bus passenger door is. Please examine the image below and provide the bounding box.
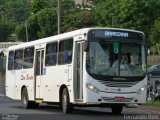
[35,49,44,99]
[74,41,84,100]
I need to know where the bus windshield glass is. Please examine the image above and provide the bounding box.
[86,41,146,78]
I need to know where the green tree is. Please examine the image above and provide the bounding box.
[5,0,29,23]
[16,0,79,41]
[30,0,54,14]
[36,8,57,38]
[118,0,160,30]
[0,20,14,42]
[27,13,41,41]
[92,0,118,27]
[16,13,41,41]
[0,0,30,42]
[62,9,94,32]
[15,23,26,42]
[0,0,6,15]
[16,8,57,41]
[92,0,160,43]
[149,18,160,45]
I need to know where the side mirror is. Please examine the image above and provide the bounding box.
[84,41,89,52]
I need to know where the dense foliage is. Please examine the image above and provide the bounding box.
[0,21,14,42]
[0,0,160,52]
[0,0,29,41]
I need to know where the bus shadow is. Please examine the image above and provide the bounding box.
[73,107,123,116]
[11,104,124,116]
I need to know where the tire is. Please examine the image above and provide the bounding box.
[21,87,37,109]
[111,106,123,114]
[147,94,155,102]
[61,88,73,113]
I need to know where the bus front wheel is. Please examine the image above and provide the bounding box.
[111,106,123,114]
[61,88,73,113]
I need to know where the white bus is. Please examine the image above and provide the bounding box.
[6,28,147,114]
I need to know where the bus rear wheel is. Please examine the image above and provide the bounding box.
[111,106,123,114]
[21,87,32,109]
[61,88,73,113]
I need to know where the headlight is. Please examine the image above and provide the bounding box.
[137,86,146,95]
[140,87,145,91]
[86,84,100,93]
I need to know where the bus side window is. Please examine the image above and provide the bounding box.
[14,49,23,70]
[58,39,73,65]
[23,47,34,69]
[45,42,57,66]
[8,51,14,70]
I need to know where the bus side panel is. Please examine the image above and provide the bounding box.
[58,64,73,103]
[42,64,74,102]
[5,51,16,99]
[6,69,35,101]
[6,71,16,99]
[19,69,35,101]
[42,66,60,102]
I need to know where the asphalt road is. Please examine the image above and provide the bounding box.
[0,94,159,120]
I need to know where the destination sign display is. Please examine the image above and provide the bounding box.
[88,29,144,42]
[104,31,128,38]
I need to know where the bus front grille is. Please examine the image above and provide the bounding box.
[98,80,139,88]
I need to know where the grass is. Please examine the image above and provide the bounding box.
[145,100,160,106]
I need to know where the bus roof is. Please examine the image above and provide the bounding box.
[8,28,144,50]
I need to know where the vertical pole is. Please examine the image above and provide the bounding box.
[57,0,61,34]
[112,15,113,28]
[25,20,28,42]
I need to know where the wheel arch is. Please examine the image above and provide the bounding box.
[59,84,68,102]
[21,85,27,96]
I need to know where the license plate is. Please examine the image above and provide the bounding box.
[115,97,124,102]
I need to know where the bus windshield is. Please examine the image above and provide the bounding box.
[86,41,146,78]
